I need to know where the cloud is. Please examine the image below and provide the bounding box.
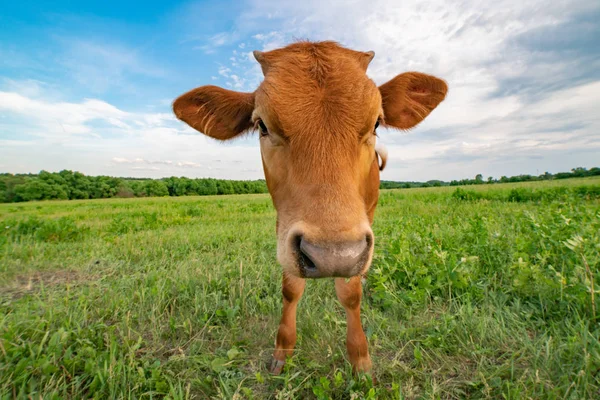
[0,86,264,179]
[57,38,167,95]
[218,67,232,77]
[2,0,599,182]
[1,79,49,98]
[194,31,247,54]
[190,0,600,180]
[0,90,131,137]
[132,166,160,171]
[111,157,206,169]
[384,80,600,180]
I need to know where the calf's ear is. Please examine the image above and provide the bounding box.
[172,86,255,140]
[379,72,447,130]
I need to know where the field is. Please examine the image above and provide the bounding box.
[1,178,599,399]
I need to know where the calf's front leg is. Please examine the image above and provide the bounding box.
[335,276,372,373]
[270,273,306,374]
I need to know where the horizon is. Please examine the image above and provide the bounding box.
[3,165,597,184]
[1,1,599,182]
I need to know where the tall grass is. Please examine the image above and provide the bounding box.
[0,177,599,399]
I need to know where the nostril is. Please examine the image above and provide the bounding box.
[293,234,302,253]
[295,235,318,273]
[365,232,373,249]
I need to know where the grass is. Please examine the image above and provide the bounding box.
[0,177,599,399]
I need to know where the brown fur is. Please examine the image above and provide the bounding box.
[173,40,447,375]
[173,86,254,140]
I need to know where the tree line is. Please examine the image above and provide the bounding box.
[381,167,600,189]
[0,171,268,203]
[1,167,598,203]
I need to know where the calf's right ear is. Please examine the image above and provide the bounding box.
[172,86,255,140]
[379,72,447,130]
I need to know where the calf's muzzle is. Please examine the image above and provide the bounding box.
[293,233,373,278]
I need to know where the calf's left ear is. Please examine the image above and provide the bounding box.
[379,72,447,130]
[172,86,255,140]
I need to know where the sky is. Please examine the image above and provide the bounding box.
[1,0,599,182]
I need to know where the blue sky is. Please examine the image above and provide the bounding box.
[1,0,599,181]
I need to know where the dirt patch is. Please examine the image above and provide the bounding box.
[0,270,89,300]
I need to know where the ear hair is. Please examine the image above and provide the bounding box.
[253,50,270,75]
[358,50,375,71]
[172,86,255,140]
[379,72,448,130]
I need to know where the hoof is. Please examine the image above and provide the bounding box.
[352,358,376,384]
[354,369,377,385]
[269,358,286,375]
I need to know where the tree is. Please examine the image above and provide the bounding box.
[59,170,91,199]
[197,179,218,195]
[14,178,68,201]
[571,167,588,177]
[144,180,169,197]
[217,180,234,195]
[90,176,123,198]
[0,174,27,202]
[129,181,147,197]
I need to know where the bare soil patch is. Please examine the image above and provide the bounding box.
[0,270,89,300]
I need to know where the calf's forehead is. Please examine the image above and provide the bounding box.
[254,58,382,136]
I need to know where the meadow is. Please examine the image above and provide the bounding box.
[1,177,599,399]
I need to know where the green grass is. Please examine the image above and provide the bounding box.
[1,177,599,399]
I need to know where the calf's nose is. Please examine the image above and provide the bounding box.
[297,235,370,278]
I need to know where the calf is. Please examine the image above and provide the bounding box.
[173,40,447,375]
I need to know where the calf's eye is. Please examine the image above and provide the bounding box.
[374,120,380,131]
[258,120,269,136]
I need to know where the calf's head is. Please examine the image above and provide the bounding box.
[173,41,447,279]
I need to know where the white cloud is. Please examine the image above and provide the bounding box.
[197,0,599,180]
[132,166,160,171]
[177,161,203,168]
[57,39,167,94]
[0,88,264,179]
[218,66,232,77]
[2,0,599,182]
[0,91,130,136]
[384,80,600,180]
[1,79,49,98]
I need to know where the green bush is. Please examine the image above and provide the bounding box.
[451,188,482,201]
[2,216,88,242]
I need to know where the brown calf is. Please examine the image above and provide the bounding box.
[173,41,447,375]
